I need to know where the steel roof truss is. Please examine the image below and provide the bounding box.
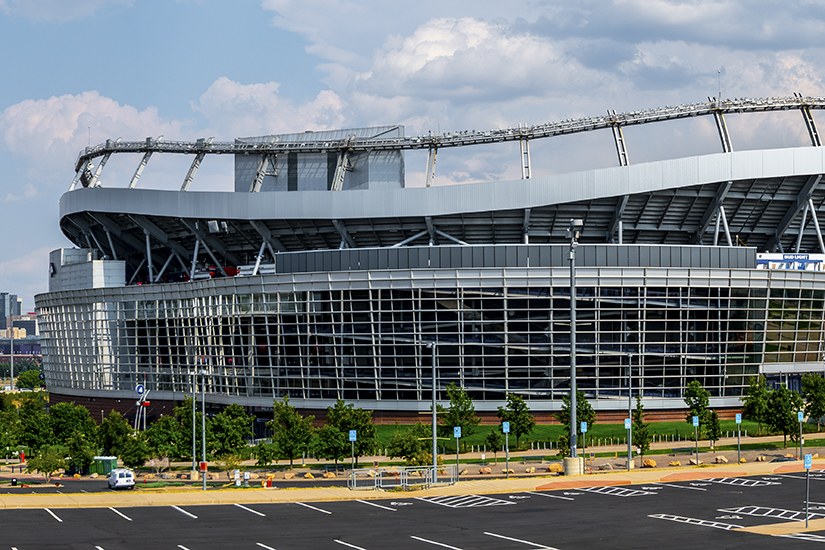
[766,174,823,251]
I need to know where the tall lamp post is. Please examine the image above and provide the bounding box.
[568,218,583,463]
[627,353,633,471]
[8,317,13,391]
[200,369,207,491]
[428,342,437,486]
[191,370,197,473]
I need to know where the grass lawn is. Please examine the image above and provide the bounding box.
[373,419,817,454]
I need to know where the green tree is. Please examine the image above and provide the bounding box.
[17,393,52,448]
[0,408,20,457]
[496,394,536,450]
[211,403,253,457]
[49,402,98,445]
[217,453,243,482]
[145,415,181,459]
[174,396,211,461]
[555,390,596,452]
[97,411,131,456]
[802,372,825,431]
[119,434,150,469]
[766,384,805,448]
[437,383,481,447]
[684,380,712,437]
[632,395,652,460]
[16,369,41,390]
[386,422,431,466]
[67,433,96,473]
[325,400,377,467]
[314,424,348,467]
[741,374,770,435]
[254,441,279,468]
[26,446,67,482]
[706,410,722,449]
[485,430,503,464]
[267,396,314,469]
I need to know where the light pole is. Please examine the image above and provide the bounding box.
[200,369,207,491]
[429,342,437,486]
[8,317,13,391]
[627,353,633,472]
[191,370,196,473]
[568,218,583,462]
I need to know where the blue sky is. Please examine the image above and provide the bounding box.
[1,0,824,311]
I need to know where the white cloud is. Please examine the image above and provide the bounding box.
[0,0,131,22]
[0,247,55,312]
[4,182,38,202]
[193,77,347,137]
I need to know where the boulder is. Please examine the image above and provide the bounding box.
[304,472,314,479]
[144,473,156,480]
[785,453,795,458]
[208,473,219,480]
[669,461,681,467]
[688,458,701,465]
[385,468,400,475]
[459,468,469,475]
[161,473,173,479]
[89,473,99,479]
[643,459,656,468]
[714,455,728,464]
[547,463,563,473]
[814,453,820,459]
[366,470,377,477]
[323,472,336,478]
[249,473,260,480]
[756,455,766,462]
[284,472,296,480]
[502,469,514,474]
[739,458,747,463]
[525,467,535,474]
[479,467,492,475]
[599,463,613,471]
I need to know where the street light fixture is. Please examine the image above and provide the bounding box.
[568,218,583,463]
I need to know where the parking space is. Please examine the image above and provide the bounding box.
[2,475,825,549]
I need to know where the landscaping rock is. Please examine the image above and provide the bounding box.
[89,473,98,479]
[502,469,514,474]
[643,459,656,468]
[688,458,701,465]
[284,472,295,480]
[669,461,681,467]
[479,467,492,475]
[599,463,613,471]
[459,468,469,475]
[740,458,747,463]
[366,470,377,477]
[715,455,728,464]
[547,463,563,473]
[525,467,535,473]
[304,472,314,479]
[323,472,336,478]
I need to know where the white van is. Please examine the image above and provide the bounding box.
[107,468,135,490]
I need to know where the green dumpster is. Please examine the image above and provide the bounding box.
[93,456,118,476]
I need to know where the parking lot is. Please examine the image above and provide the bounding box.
[3,470,825,549]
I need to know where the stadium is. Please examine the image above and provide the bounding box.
[35,95,825,424]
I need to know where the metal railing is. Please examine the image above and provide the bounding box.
[347,465,457,491]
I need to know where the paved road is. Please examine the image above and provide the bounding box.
[3,471,825,549]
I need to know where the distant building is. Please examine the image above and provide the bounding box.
[9,314,38,337]
[0,293,21,330]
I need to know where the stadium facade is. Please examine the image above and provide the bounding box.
[35,96,825,422]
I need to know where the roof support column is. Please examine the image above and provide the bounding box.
[713,110,733,153]
[435,229,467,246]
[391,230,428,248]
[520,138,531,179]
[105,229,118,261]
[145,231,154,283]
[87,152,112,188]
[808,198,825,253]
[425,147,437,187]
[331,147,352,191]
[609,112,629,166]
[190,239,200,280]
[797,93,822,147]
[425,217,436,246]
[252,241,266,276]
[766,174,823,252]
[713,206,733,246]
[523,208,531,244]
[607,195,629,242]
[250,153,277,193]
[128,258,146,285]
[182,138,213,191]
[154,252,175,283]
[332,219,355,249]
[795,201,810,253]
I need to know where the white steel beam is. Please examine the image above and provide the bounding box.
[425,147,437,187]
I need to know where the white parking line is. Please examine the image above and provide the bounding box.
[256,543,277,550]
[652,482,706,491]
[109,507,133,521]
[648,513,743,530]
[410,536,463,549]
[295,502,332,515]
[235,503,266,517]
[356,499,396,512]
[527,491,574,501]
[172,505,198,519]
[178,546,191,550]
[484,531,559,549]
[95,546,105,550]
[44,508,63,522]
[335,540,368,549]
